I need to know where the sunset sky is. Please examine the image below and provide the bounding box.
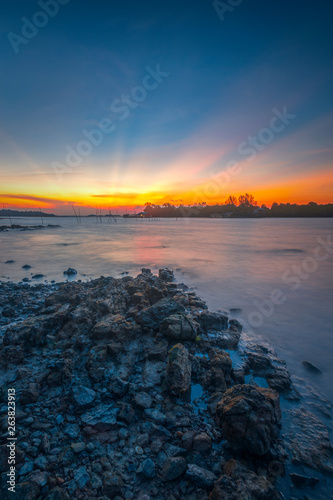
[1,0,333,214]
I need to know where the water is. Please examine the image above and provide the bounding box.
[1,216,333,402]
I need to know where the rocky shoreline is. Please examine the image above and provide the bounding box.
[0,269,332,499]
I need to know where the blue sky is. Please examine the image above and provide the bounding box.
[1,0,333,213]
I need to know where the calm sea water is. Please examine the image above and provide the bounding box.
[1,217,333,402]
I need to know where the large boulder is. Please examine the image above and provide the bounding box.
[92,314,138,341]
[159,313,199,340]
[167,344,191,394]
[136,298,185,331]
[216,385,281,455]
[195,312,228,332]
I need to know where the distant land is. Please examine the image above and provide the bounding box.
[0,209,55,217]
[1,198,333,219]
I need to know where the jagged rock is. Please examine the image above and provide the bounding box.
[159,268,174,282]
[290,472,320,489]
[193,433,212,453]
[102,471,124,497]
[63,268,77,276]
[167,343,191,394]
[195,312,228,332]
[93,314,138,340]
[45,487,70,500]
[161,457,187,481]
[159,313,199,340]
[72,385,96,406]
[133,391,153,409]
[302,360,322,374]
[20,383,41,405]
[186,464,217,488]
[137,458,156,479]
[136,298,185,330]
[81,404,119,431]
[266,367,292,393]
[216,385,281,455]
[210,459,279,499]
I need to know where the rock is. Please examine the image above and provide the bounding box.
[216,384,281,455]
[266,367,292,393]
[161,457,187,482]
[144,408,167,425]
[137,458,156,479]
[160,313,199,340]
[63,268,77,276]
[167,343,191,394]
[181,430,196,450]
[74,466,90,488]
[159,268,174,281]
[71,442,85,454]
[185,464,217,488]
[72,385,96,406]
[210,459,279,499]
[20,383,41,405]
[195,312,228,332]
[302,360,322,374]
[22,265,32,269]
[287,409,333,474]
[290,473,320,489]
[136,298,185,330]
[93,314,138,341]
[45,487,70,500]
[193,433,212,453]
[32,274,44,279]
[81,404,119,431]
[142,360,166,388]
[102,472,124,497]
[133,391,153,409]
[14,481,40,499]
[110,376,129,397]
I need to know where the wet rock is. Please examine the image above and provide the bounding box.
[181,430,196,450]
[110,376,129,397]
[13,481,41,499]
[160,313,199,340]
[93,314,138,341]
[216,384,281,455]
[290,472,320,489]
[144,408,167,425]
[81,404,119,431]
[72,385,96,406]
[74,466,90,488]
[167,343,191,394]
[302,360,322,374]
[287,409,333,474]
[195,312,228,332]
[161,457,187,481]
[159,268,174,282]
[186,464,217,489]
[22,265,32,270]
[45,487,70,500]
[210,459,279,499]
[137,458,156,479]
[136,298,185,330]
[102,472,124,497]
[70,442,85,454]
[133,391,153,409]
[142,360,166,388]
[63,268,77,276]
[193,433,212,453]
[20,383,41,405]
[266,367,292,393]
[32,274,44,279]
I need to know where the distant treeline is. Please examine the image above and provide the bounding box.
[142,197,333,218]
[0,209,55,217]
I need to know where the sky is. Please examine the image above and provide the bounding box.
[0,0,333,214]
